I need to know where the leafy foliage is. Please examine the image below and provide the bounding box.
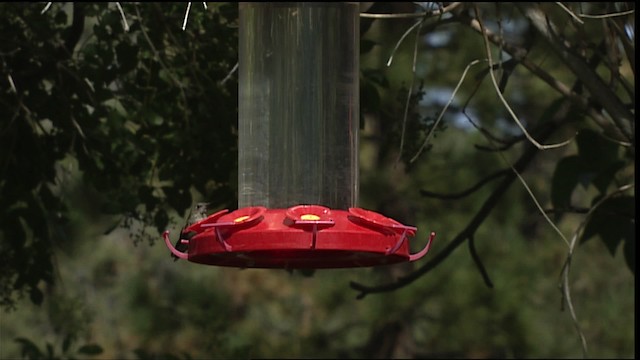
[0,3,238,308]
[552,129,627,209]
[14,336,103,360]
[551,128,634,271]
[582,196,635,272]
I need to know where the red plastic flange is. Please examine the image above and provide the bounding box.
[164,206,434,269]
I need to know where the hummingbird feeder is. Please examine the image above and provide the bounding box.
[163,2,435,269]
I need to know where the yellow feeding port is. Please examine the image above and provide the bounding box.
[234,215,251,223]
[300,214,321,221]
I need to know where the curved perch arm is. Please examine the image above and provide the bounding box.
[409,231,436,262]
[386,230,408,255]
[163,230,188,260]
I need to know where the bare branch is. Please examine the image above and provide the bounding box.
[454,12,630,143]
[579,9,635,19]
[219,62,238,86]
[462,111,530,152]
[182,2,192,31]
[554,2,584,24]
[469,235,493,288]
[544,207,591,215]
[182,2,207,31]
[181,2,209,30]
[395,19,424,166]
[134,5,190,126]
[521,4,634,141]
[350,121,560,299]
[409,59,484,163]
[474,5,575,151]
[360,2,462,19]
[474,137,526,152]
[420,169,509,200]
[7,74,17,93]
[607,16,635,76]
[557,183,634,359]
[386,20,422,67]
[115,2,130,32]
[40,2,52,15]
[497,126,571,249]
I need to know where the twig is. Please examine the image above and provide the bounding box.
[555,2,584,24]
[115,2,130,32]
[182,2,192,31]
[409,59,484,163]
[219,62,238,86]
[474,5,575,150]
[350,122,559,299]
[557,183,633,359]
[522,4,634,141]
[134,5,190,126]
[468,98,572,247]
[420,169,509,200]
[40,2,52,14]
[462,110,530,152]
[180,2,207,30]
[456,12,625,143]
[473,137,526,152]
[360,2,462,19]
[579,9,635,19]
[495,127,571,248]
[473,98,577,298]
[469,235,493,288]
[395,19,424,165]
[543,207,591,215]
[361,13,431,19]
[7,74,17,93]
[386,20,423,67]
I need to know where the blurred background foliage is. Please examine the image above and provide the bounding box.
[0,2,634,359]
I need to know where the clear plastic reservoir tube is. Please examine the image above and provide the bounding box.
[238,2,359,209]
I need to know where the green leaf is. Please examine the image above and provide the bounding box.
[159,353,181,360]
[46,342,54,359]
[165,187,192,214]
[138,186,157,210]
[623,234,635,275]
[1,212,26,248]
[536,97,566,124]
[360,39,377,54]
[591,160,626,194]
[15,337,43,359]
[115,41,138,74]
[573,129,624,193]
[576,129,620,168]
[550,155,586,209]
[29,286,44,306]
[154,209,169,232]
[361,81,380,113]
[582,196,635,256]
[62,334,74,354]
[77,344,103,355]
[362,68,389,88]
[133,348,152,360]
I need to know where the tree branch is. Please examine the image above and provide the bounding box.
[420,169,509,200]
[520,4,634,142]
[454,11,630,144]
[62,3,85,57]
[350,123,558,299]
[469,234,493,288]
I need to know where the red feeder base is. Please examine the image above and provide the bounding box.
[163,205,435,269]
